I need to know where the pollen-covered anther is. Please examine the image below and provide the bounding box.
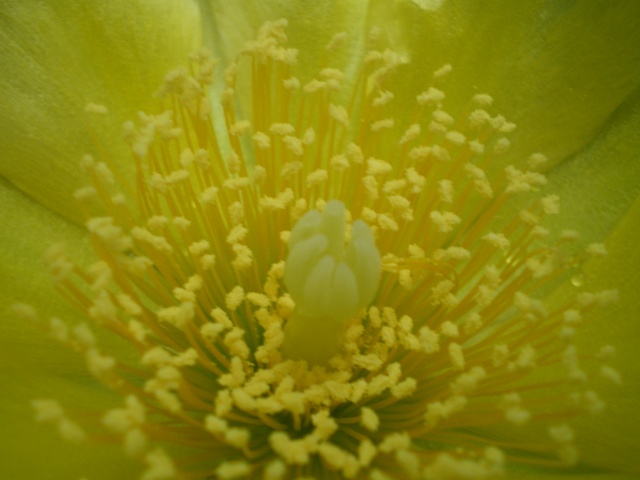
[549,425,579,466]
[32,399,86,444]
[505,165,548,193]
[430,210,461,233]
[141,449,176,480]
[417,87,445,106]
[371,118,394,132]
[329,104,350,127]
[501,393,531,426]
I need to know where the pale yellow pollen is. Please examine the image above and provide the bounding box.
[464,163,493,197]
[32,399,86,443]
[424,450,504,479]
[468,108,492,128]
[448,343,465,370]
[371,118,394,131]
[493,136,511,153]
[131,227,173,254]
[280,161,303,177]
[501,393,531,426]
[576,289,618,307]
[141,449,176,480]
[346,143,364,164]
[304,78,327,93]
[306,168,328,187]
[505,165,548,193]
[216,461,251,480]
[432,63,453,79]
[103,395,146,439]
[440,320,459,338]
[430,210,461,233]
[329,103,350,127]
[419,326,440,354]
[429,120,448,136]
[85,102,109,114]
[326,31,348,51]
[72,322,96,348]
[483,232,511,250]
[156,302,194,328]
[469,139,485,154]
[378,432,411,453]
[600,365,622,385]
[360,407,380,432]
[597,344,616,359]
[392,377,417,398]
[58,418,87,443]
[436,179,453,203]
[586,242,608,257]
[510,344,537,371]
[472,93,494,106]
[430,144,451,162]
[282,135,304,155]
[223,176,252,190]
[85,348,116,378]
[373,90,394,107]
[370,469,393,480]
[417,87,445,106]
[48,317,69,342]
[463,312,483,335]
[302,127,315,145]
[399,124,421,145]
[542,194,561,214]
[362,175,379,199]
[32,399,64,423]
[320,67,344,81]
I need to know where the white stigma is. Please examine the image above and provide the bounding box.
[283,200,381,364]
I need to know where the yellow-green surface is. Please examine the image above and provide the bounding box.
[1,1,639,478]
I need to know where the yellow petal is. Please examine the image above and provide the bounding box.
[0,181,137,477]
[0,368,136,479]
[544,88,640,243]
[0,1,201,223]
[483,90,640,473]
[568,193,640,474]
[369,0,640,170]
[0,181,90,374]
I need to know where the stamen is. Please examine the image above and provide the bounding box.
[19,18,622,480]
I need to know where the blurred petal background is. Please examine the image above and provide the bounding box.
[1,0,638,478]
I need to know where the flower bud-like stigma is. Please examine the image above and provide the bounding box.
[283,200,381,364]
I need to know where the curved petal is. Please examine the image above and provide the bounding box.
[0,179,91,366]
[486,87,640,473]
[0,180,135,478]
[533,88,640,473]
[0,1,202,223]
[566,193,640,474]
[368,0,640,171]
[544,86,640,244]
[0,368,136,480]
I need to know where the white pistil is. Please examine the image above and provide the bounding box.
[283,200,381,364]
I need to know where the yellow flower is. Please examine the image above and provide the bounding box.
[1,2,640,479]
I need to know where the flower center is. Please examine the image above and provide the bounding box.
[283,199,381,364]
[19,18,621,480]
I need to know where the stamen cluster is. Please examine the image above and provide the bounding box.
[18,19,621,480]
